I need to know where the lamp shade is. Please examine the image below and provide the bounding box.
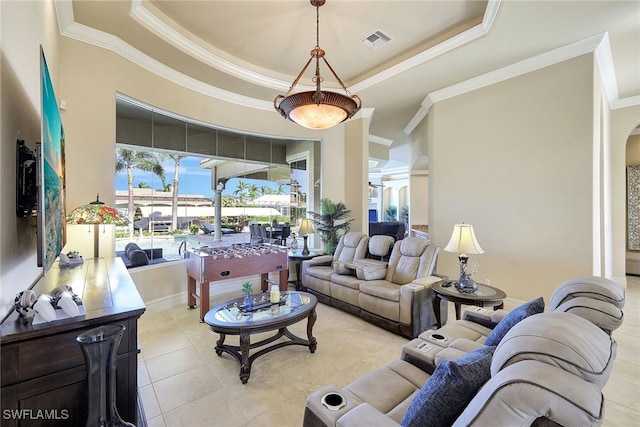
[299,218,314,235]
[444,223,484,255]
[66,195,128,226]
[65,194,128,260]
[276,90,360,130]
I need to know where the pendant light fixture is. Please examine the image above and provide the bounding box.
[274,0,361,130]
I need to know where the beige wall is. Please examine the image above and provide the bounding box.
[0,0,60,319]
[409,115,430,228]
[345,114,372,234]
[428,55,596,303]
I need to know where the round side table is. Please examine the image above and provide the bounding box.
[431,280,507,328]
[288,250,322,290]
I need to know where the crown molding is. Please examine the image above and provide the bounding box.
[130,0,501,96]
[403,95,434,136]
[370,135,393,147]
[402,32,634,135]
[54,0,636,133]
[357,108,376,119]
[55,0,273,111]
[596,34,640,110]
[129,0,295,92]
[54,0,501,111]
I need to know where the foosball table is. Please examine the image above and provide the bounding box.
[186,243,289,321]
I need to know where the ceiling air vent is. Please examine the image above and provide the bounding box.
[361,30,392,50]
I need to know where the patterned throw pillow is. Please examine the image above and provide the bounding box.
[484,297,545,346]
[401,345,495,427]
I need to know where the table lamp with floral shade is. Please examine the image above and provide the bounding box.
[66,194,128,259]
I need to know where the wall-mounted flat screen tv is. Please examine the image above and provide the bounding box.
[37,45,66,273]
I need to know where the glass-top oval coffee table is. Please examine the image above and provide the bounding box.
[204,291,317,384]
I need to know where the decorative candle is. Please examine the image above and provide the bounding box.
[270,285,281,303]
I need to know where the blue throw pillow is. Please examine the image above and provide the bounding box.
[484,297,545,346]
[401,345,495,427]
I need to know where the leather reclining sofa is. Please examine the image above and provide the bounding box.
[303,276,625,426]
[301,232,447,338]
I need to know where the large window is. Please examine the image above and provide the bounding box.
[114,95,321,261]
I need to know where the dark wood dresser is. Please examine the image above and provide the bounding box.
[1,258,146,426]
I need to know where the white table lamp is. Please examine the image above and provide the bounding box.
[444,223,484,293]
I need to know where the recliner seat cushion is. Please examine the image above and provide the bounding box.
[345,358,430,423]
[484,297,544,346]
[359,280,401,302]
[420,320,492,345]
[330,273,362,289]
[306,265,335,281]
[401,345,495,427]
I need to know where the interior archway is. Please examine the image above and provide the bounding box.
[624,125,640,275]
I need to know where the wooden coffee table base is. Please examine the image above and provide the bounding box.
[213,308,317,384]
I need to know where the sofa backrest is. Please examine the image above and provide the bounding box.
[384,237,439,284]
[549,276,625,334]
[550,276,625,309]
[491,312,615,387]
[333,232,369,263]
[368,235,394,259]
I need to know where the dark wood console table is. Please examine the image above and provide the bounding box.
[0,258,146,426]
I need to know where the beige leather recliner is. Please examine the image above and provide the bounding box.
[303,236,447,338]
[402,275,625,370]
[304,277,624,427]
[356,237,443,338]
[303,232,370,298]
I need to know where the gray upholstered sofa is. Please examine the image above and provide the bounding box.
[304,276,625,427]
[302,233,447,338]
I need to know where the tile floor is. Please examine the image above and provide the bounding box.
[138,278,640,426]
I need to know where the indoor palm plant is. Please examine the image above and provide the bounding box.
[308,198,353,255]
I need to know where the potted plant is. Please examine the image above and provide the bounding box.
[241,281,253,309]
[308,198,353,255]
